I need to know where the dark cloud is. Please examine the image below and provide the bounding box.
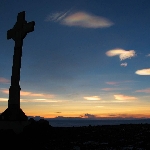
[84,113,96,119]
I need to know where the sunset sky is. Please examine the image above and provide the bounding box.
[1,0,150,119]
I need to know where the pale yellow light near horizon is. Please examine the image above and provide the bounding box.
[1,77,150,118]
[0,94,150,119]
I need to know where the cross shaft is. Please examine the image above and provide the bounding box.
[0,11,35,121]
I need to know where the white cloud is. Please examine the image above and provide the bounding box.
[46,11,113,28]
[135,68,150,75]
[106,48,136,60]
[114,94,137,100]
[84,96,101,100]
[120,62,127,67]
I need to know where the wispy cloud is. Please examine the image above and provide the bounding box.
[135,88,150,93]
[45,11,68,22]
[106,48,136,61]
[0,89,54,98]
[106,81,133,86]
[95,106,104,108]
[114,94,137,100]
[45,11,113,28]
[146,54,150,57]
[120,62,127,67]
[107,113,145,118]
[135,68,150,75]
[0,89,9,94]
[101,88,116,91]
[21,99,58,103]
[106,82,118,85]
[84,96,101,100]
[0,77,10,84]
[0,98,8,102]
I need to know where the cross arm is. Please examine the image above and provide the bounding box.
[24,21,35,34]
[7,29,14,40]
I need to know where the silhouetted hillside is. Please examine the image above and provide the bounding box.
[0,119,150,149]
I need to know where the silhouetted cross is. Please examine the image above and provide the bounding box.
[7,11,35,110]
[7,11,35,45]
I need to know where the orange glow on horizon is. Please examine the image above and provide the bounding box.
[1,105,150,119]
[26,112,150,119]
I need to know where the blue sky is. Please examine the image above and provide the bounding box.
[1,0,150,118]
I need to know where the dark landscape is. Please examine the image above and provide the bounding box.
[1,4,150,150]
[0,119,150,150]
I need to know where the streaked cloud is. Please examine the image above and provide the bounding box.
[25,92,54,98]
[111,100,130,103]
[46,11,113,28]
[0,89,54,98]
[20,91,47,97]
[106,48,136,60]
[0,89,9,94]
[106,81,134,87]
[114,94,137,100]
[21,99,58,103]
[106,82,118,85]
[120,62,127,67]
[45,11,68,22]
[95,106,104,108]
[84,96,101,100]
[135,68,150,75]
[101,87,126,91]
[0,77,10,84]
[135,88,150,93]
[101,88,116,91]
[0,98,8,102]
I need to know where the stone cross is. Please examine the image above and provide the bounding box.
[1,11,35,120]
[7,11,35,111]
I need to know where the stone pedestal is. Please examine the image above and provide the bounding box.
[0,121,30,134]
[0,108,28,121]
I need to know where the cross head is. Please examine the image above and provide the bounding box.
[7,11,35,43]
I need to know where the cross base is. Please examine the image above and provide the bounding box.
[0,107,28,121]
[0,121,30,134]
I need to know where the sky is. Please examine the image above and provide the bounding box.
[1,0,150,119]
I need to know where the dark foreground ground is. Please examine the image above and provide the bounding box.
[0,120,150,150]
